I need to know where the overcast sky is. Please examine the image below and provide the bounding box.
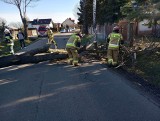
[0,0,80,24]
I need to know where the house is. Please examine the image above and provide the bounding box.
[28,18,54,29]
[61,18,75,32]
[138,19,152,35]
[88,19,158,43]
[118,19,153,41]
[28,18,54,36]
[8,26,19,40]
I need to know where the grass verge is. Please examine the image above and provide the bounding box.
[0,38,38,57]
[135,50,160,87]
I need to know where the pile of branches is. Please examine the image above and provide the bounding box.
[117,35,160,68]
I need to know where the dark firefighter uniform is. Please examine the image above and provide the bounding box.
[107,26,123,66]
[66,33,81,66]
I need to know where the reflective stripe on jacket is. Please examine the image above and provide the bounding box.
[66,34,81,48]
[108,32,123,49]
[5,36,10,40]
[5,35,14,45]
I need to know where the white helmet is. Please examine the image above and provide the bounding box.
[46,26,50,29]
[4,29,10,34]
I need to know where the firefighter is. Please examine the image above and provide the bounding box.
[66,32,81,66]
[4,28,14,54]
[46,27,57,49]
[106,26,124,67]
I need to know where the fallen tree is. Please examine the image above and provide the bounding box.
[0,45,68,68]
[0,42,107,68]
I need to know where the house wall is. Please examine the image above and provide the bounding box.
[27,29,38,37]
[62,19,75,28]
[138,20,152,31]
[10,29,18,40]
[138,20,152,35]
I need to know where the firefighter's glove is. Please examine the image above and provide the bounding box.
[121,40,124,45]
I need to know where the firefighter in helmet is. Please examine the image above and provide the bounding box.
[66,32,81,66]
[4,28,14,54]
[106,26,124,67]
[46,27,57,49]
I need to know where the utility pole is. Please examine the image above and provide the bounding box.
[93,0,99,57]
[83,0,88,34]
[128,0,138,46]
[93,0,96,42]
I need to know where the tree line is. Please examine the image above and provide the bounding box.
[77,0,160,35]
[0,0,160,39]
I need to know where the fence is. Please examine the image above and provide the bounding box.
[88,24,113,43]
[88,20,159,45]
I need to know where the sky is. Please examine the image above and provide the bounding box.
[0,0,80,24]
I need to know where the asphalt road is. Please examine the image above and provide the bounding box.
[0,34,160,121]
[16,33,71,55]
[54,34,71,49]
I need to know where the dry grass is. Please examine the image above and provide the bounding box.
[124,36,160,87]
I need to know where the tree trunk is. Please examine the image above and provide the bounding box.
[0,52,68,68]
[83,0,89,35]
[128,22,134,47]
[23,18,28,40]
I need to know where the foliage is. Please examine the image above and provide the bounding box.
[81,34,94,45]
[120,35,160,87]
[77,0,93,26]
[0,18,6,40]
[97,0,127,24]
[77,0,128,29]
[77,0,93,34]
[9,22,23,28]
[121,0,160,21]
[77,0,85,25]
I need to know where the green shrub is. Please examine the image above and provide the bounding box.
[81,34,94,45]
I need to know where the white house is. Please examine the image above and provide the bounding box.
[138,19,152,35]
[28,18,54,30]
[62,18,75,30]
[27,18,54,36]
[8,26,18,39]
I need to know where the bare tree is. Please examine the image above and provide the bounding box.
[9,22,23,28]
[73,3,79,21]
[0,17,7,26]
[0,17,7,40]
[0,0,40,39]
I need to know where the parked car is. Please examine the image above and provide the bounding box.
[60,29,66,33]
[69,28,75,32]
